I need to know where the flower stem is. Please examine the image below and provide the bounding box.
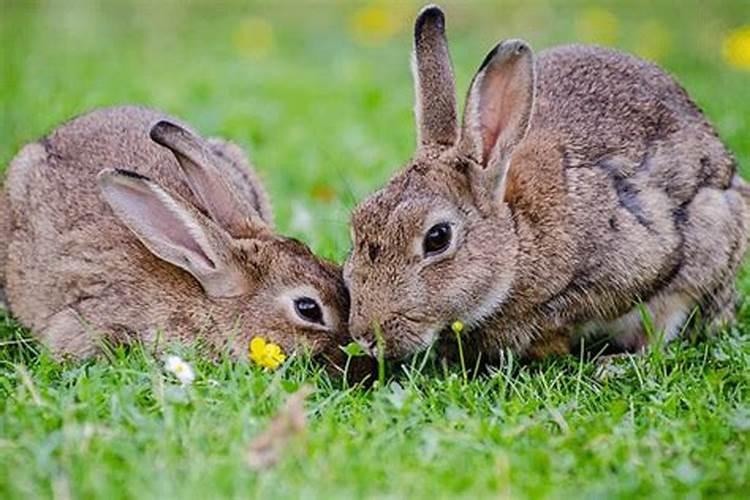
[452,321,467,383]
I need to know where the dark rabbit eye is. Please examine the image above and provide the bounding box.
[294,297,324,325]
[423,222,452,256]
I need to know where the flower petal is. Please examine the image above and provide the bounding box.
[250,337,267,354]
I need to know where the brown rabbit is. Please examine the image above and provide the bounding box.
[0,105,354,369]
[344,5,749,362]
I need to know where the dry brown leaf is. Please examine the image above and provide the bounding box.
[246,385,313,470]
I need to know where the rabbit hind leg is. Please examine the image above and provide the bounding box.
[37,307,100,360]
[577,291,697,356]
[583,186,746,354]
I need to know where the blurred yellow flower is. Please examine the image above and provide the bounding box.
[250,337,286,370]
[311,183,336,203]
[722,25,750,70]
[233,16,274,59]
[635,20,672,62]
[349,4,401,46]
[576,8,618,46]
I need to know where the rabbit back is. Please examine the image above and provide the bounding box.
[535,45,734,188]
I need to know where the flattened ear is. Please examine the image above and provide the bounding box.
[412,5,458,151]
[149,121,267,238]
[459,39,536,200]
[98,168,251,298]
[205,137,275,229]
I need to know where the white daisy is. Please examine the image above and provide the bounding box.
[164,355,195,386]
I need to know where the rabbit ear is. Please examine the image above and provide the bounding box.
[459,39,535,198]
[205,138,275,229]
[98,168,250,298]
[149,121,267,238]
[412,5,458,151]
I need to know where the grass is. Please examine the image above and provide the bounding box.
[1,1,749,498]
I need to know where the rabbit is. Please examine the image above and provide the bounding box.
[1,105,356,370]
[343,5,749,362]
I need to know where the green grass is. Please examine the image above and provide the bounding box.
[1,1,749,498]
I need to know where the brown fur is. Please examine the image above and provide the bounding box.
[206,137,274,226]
[413,6,458,148]
[2,105,354,368]
[344,6,748,362]
[0,181,10,307]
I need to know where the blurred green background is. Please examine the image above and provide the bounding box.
[2,0,748,260]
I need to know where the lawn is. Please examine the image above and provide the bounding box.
[1,1,749,498]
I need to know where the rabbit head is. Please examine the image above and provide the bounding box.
[99,120,353,366]
[345,6,535,359]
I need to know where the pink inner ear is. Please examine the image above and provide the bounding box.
[476,55,532,165]
[479,76,512,162]
[107,182,213,268]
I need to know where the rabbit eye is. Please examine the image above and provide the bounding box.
[423,222,452,256]
[294,297,324,325]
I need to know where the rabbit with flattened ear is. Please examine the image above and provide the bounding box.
[2,105,359,372]
[344,5,749,362]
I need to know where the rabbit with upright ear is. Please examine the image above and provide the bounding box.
[1,105,355,369]
[344,5,749,361]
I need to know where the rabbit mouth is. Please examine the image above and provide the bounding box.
[376,321,441,360]
[389,323,442,359]
[349,311,446,360]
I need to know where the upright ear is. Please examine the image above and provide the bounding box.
[413,5,458,152]
[149,121,267,238]
[459,39,536,205]
[98,168,251,298]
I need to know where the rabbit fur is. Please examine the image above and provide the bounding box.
[344,5,749,361]
[1,105,353,367]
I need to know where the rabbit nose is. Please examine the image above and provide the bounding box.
[354,336,377,357]
[350,313,378,356]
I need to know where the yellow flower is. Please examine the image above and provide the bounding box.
[249,337,287,370]
[233,16,274,59]
[349,4,401,46]
[722,25,750,70]
[451,320,464,336]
